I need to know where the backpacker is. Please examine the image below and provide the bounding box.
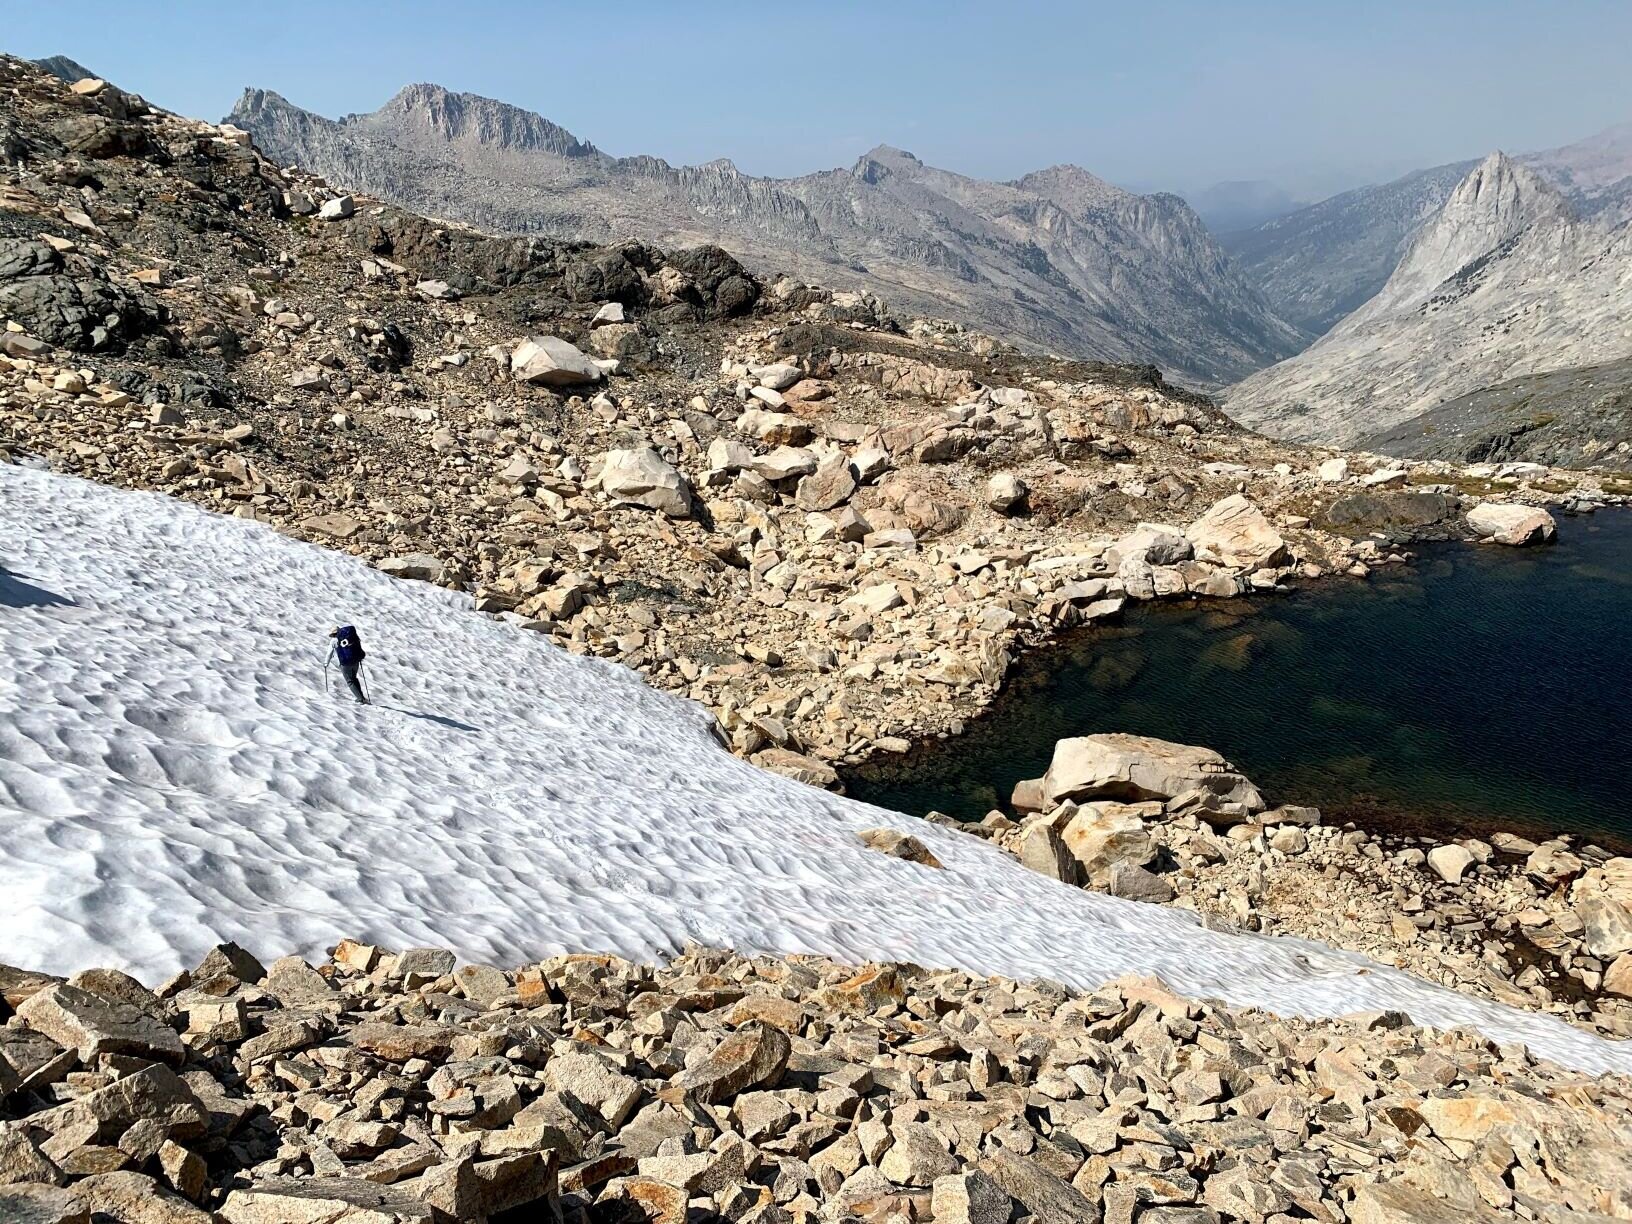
[334,625,366,668]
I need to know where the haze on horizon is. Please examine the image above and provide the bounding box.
[12,0,1632,219]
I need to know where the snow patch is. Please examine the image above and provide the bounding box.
[2,464,1628,1074]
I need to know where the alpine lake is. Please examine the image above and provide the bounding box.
[848,508,1632,849]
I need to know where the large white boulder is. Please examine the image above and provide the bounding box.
[1427,844,1476,885]
[317,195,354,221]
[598,447,692,518]
[749,361,803,391]
[706,438,754,473]
[1187,494,1287,570]
[1042,733,1265,812]
[511,336,604,387]
[985,472,1028,515]
[1467,502,1557,546]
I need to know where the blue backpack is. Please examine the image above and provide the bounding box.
[334,625,366,668]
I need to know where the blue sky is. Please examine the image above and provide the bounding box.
[10,1,1632,201]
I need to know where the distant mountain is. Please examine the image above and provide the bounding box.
[1224,153,1632,449]
[228,84,1307,387]
[1222,121,1632,336]
[33,55,95,84]
[1219,162,1478,335]
[1185,179,1308,235]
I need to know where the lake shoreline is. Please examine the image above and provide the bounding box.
[846,507,1632,857]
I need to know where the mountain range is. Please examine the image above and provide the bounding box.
[223,78,1632,465]
[1224,151,1632,451]
[227,84,1308,388]
[1221,122,1632,337]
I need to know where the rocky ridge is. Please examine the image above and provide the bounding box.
[225,84,1307,388]
[3,940,1632,1224]
[1359,356,1632,473]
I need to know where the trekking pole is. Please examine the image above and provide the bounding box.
[359,661,371,704]
[321,646,333,695]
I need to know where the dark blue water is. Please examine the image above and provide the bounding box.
[850,510,1632,846]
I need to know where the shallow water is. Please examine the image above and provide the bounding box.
[850,510,1632,845]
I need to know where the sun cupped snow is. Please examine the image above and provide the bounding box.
[2,462,1629,1074]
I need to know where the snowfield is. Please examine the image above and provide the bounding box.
[3,463,1629,1075]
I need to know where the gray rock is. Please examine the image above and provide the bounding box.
[394,947,456,980]
[750,362,803,391]
[1579,897,1632,959]
[931,1170,1012,1224]
[878,1121,958,1185]
[219,1176,436,1223]
[287,366,330,391]
[262,956,334,1005]
[1111,523,1193,566]
[510,335,604,386]
[1426,844,1475,885]
[706,438,754,472]
[0,239,157,353]
[599,447,693,518]
[27,1065,207,1143]
[15,984,183,1065]
[0,332,51,358]
[1019,823,1079,885]
[544,1052,643,1130]
[589,322,650,361]
[749,445,819,482]
[977,1150,1098,1223]
[1105,861,1176,903]
[833,506,871,543]
[69,1172,212,1224]
[677,1022,790,1103]
[1186,494,1287,569]
[0,1183,88,1224]
[795,455,858,512]
[453,964,509,1006]
[0,1127,64,1187]
[377,553,443,583]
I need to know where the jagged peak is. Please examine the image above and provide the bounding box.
[374,83,599,159]
[231,87,299,115]
[1351,148,1572,322]
[34,55,96,85]
[1440,149,1569,228]
[850,145,924,181]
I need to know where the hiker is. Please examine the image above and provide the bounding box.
[327,624,369,704]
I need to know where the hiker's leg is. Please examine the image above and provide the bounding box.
[342,665,367,704]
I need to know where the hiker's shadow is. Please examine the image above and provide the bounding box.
[385,706,479,734]
[0,566,75,611]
